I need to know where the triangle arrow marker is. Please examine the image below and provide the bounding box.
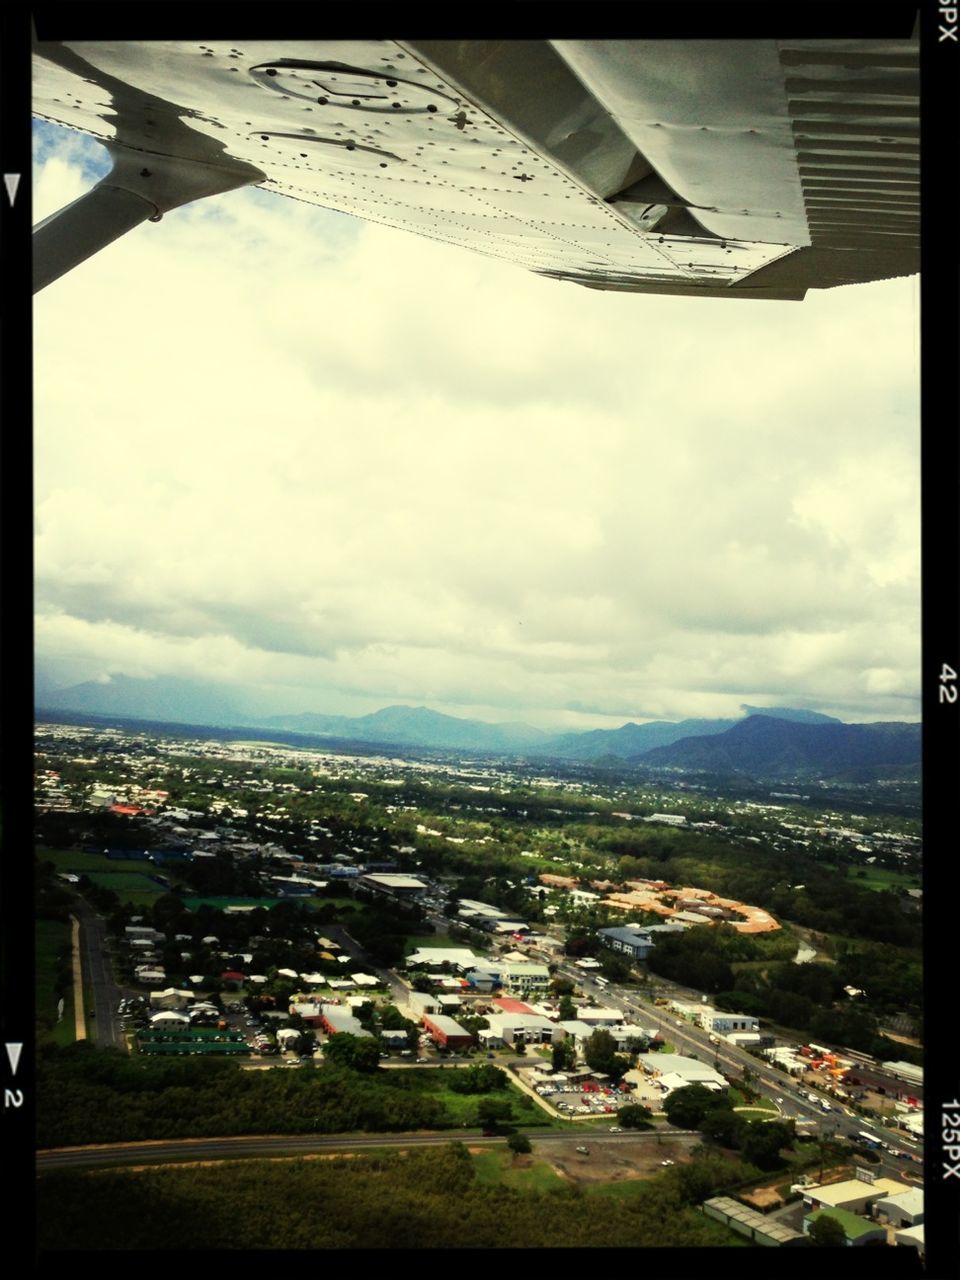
[4,174,22,207]
[5,1042,23,1075]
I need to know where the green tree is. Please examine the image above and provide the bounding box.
[557,994,577,1022]
[507,1131,532,1155]
[322,1034,381,1073]
[583,1030,628,1080]
[807,1213,848,1247]
[617,1104,654,1130]
[662,1084,727,1130]
[477,1097,512,1130]
[551,1038,577,1073]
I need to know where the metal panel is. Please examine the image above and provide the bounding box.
[33,36,918,300]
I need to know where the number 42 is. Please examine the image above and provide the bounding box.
[940,663,958,703]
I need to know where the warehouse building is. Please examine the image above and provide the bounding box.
[358,872,429,899]
[421,1013,473,1050]
[320,1005,374,1038]
[703,1197,803,1247]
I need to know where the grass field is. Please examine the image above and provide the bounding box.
[85,871,164,892]
[847,866,921,893]
[470,1148,566,1191]
[37,847,155,874]
[36,918,75,1045]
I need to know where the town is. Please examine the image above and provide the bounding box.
[35,718,924,1254]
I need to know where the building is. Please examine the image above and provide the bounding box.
[358,872,428,899]
[576,1007,624,1026]
[699,1009,760,1034]
[483,1013,562,1046]
[408,991,439,1018]
[598,926,655,962]
[873,1188,924,1229]
[406,947,480,972]
[800,1175,902,1217]
[802,1208,886,1247]
[148,988,193,1010]
[421,1014,472,1051]
[500,962,550,997]
[703,1197,803,1247]
[320,1005,373,1038]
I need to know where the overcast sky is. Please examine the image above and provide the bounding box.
[33,120,920,732]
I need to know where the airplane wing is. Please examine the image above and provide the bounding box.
[33,36,918,299]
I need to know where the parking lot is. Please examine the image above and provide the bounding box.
[528,1076,659,1118]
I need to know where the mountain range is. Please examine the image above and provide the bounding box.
[36,675,919,778]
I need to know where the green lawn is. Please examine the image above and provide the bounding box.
[36,918,75,1045]
[85,871,164,893]
[470,1148,566,1191]
[38,847,155,875]
[847,866,921,893]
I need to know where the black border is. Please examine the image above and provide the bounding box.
[5,1,957,1274]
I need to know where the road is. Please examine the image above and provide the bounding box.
[72,899,125,1050]
[36,1126,693,1172]
[558,966,922,1172]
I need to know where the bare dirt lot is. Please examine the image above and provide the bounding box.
[533,1134,701,1185]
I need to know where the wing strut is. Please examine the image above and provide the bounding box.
[33,141,263,293]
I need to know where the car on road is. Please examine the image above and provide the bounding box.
[609,1126,622,1132]
[575,1146,589,1155]
[660,1159,674,1166]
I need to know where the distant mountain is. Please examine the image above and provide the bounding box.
[37,678,908,775]
[261,704,549,753]
[539,718,738,760]
[36,674,261,727]
[537,706,841,761]
[638,715,920,779]
[738,704,842,726]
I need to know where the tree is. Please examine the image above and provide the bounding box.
[557,994,577,1022]
[740,1120,793,1171]
[807,1214,847,1247]
[551,1038,577,1073]
[662,1085,727,1130]
[583,1030,628,1080]
[507,1131,532,1155]
[617,1104,654,1130]
[477,1097,513,1131]
[322,1034,381,1073]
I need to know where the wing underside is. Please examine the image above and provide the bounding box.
[33,37,919,299]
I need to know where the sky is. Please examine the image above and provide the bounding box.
[32,118,921,733]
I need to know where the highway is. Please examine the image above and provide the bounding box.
[36,1126,694,1172]
[557,965,922,1176]
[72,900,125,1050]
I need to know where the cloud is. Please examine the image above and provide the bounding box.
[33,121,921,729]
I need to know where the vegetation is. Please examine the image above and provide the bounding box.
[36,1145,754,1250]
[35,1043,543,1147]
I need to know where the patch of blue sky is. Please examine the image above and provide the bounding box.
[32,119,111,183]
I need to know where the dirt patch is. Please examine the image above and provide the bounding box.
[740,1184,783,1210]
[537,1135,698,1186]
